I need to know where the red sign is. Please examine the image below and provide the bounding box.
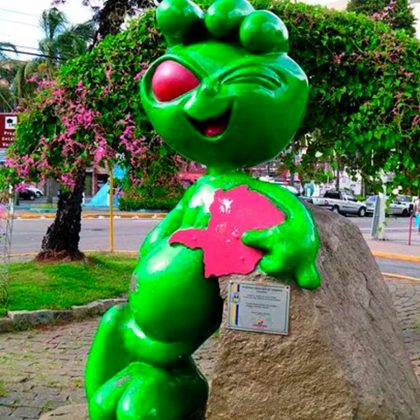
[0,113,18,149]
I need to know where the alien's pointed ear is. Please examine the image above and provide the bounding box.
[205,0,254,39]
[157,0,205,47]
[240,11,289,54]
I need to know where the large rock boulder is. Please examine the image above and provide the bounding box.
[207,206,420,420]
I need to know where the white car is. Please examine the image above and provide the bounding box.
[310,190,367,217]
[366,195,412,217]
[26,185,43,198]
[259,176,300,195]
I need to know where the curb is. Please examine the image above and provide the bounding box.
[0,297,127,333]
[14,212,167,220]
[382,273,420,282]
[372,251,420,263]
[9,250,420,265]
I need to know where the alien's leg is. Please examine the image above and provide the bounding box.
[87,242,222,419]
[118,358,207,420]
[85,303,134,402]
[89,358,208,420]
[88,364,132,420]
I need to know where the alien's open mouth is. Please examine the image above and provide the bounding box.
[189,108,231,138]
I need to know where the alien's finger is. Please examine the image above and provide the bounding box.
[295,263,320,290]
[242,229,272,251]
[259,252,287,276]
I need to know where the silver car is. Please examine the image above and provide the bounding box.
[366,195,412,217]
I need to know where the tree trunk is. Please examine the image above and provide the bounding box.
[36,170,86,262]
[45,178,54,205]
[335,168,340,190]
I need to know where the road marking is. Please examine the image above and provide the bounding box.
[382,273,420,282]
[359,228,412,232]
[13,218,159,223]
[13,213,166,220]
[372,252,420,263]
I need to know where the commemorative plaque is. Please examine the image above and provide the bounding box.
[227,280,290,335]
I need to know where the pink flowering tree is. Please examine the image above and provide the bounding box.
[2,3,418,262]
[1,11,182,261]
[348,0,415,36]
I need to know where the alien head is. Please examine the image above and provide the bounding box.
[141,0,308,172]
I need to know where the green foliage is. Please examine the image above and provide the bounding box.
[262,1,419,193]
[119,154,184,210]
[3,8,182,203]
[0,380,6,397]
[347,0,416,35]
[1,253,135,314]
[4,1,418,199]
[119,194,180,211]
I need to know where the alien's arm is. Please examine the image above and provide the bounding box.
[242,182,320,289]
[139,182,202,258]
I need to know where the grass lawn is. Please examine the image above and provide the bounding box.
[0,380,5,397]
[0,253,137,316]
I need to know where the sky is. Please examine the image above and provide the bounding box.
[0,0,102,60]
[0,0,418,60]
[0,0,347,57]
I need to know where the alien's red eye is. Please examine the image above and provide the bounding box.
[151,60,200,102]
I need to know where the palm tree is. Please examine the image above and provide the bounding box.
[37,8,95,78]
[1,9,95,111]
[1,9,96,110]
[0,43,18,112]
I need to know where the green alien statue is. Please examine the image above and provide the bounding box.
[85,0,321,418]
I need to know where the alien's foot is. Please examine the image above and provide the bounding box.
[88,358,208,420]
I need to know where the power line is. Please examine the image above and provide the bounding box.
[0,48,66,61]
[14,45,42,52]
[0,36,43,52]
[0,42,42,53]
[0,18,39,29]
[0,7,39,18]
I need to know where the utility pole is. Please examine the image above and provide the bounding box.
[0,188,14,306]
[371,172,392,240]
[108,165,115,253]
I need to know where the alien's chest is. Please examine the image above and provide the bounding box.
[170,185,285,277]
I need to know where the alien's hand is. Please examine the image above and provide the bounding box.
[242,220,320,290]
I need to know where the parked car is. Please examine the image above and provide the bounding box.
[26,185,43,198]
[18,188,37,201]
[259,176,300,195]
[309,189,367,217]
[366,195,412,217]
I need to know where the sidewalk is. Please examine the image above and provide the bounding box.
[0,276,418,420]
[363,234,420,262]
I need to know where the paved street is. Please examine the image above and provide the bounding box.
[0,277,418,420]
[10,216,420,278]
[10,218,160,256]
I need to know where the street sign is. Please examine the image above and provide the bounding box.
[227,280,290,335]
[0,113,18,150]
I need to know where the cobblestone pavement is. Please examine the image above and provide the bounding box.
[386,278,420,378]
[0,278,418,420]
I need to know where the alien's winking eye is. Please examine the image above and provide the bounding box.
[151,60,200,102]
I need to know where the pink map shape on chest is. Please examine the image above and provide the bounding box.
[169,185,285,278]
